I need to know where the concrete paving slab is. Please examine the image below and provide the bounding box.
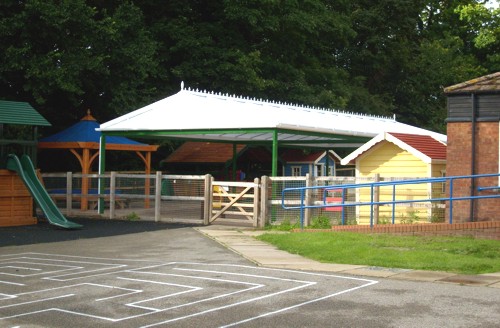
[274,263,367,272]
[198,230,246,237]
[328,266,411,278]
[488,282,500,288]
[389,270,456,282]
[234,245,290,252]
[223,241,272,247]
[242,230,280,237]
[480,271,500,277]
[212,238,267,246]
[236,251,312,261]
[438,274,500,287]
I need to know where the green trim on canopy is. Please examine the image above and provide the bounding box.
[99,128,369,147]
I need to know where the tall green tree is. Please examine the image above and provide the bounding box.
[0,0,158,131]
[343,0,486,132]
[138,0,355,108]
[456,2,500,71]
[2,0,497,138]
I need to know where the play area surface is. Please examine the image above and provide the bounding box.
[1,219,499,328]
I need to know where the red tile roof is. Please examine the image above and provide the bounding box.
[388,132,446,160]
[164,142,246,163]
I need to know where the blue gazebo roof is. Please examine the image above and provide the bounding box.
[40,111,146,146]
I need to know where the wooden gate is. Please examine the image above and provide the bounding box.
[209,178,260,227]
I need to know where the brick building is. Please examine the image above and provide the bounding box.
[445,72,500,222]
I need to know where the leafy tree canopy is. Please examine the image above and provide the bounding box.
[1,0,497,139]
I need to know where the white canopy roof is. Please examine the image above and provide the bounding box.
[98,84,446,149]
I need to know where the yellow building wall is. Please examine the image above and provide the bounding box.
[356,142,442,225]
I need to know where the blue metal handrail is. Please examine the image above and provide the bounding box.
[281,173,500,229]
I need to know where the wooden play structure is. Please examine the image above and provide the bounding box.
[0,100,51,227]
[0,169,36,227]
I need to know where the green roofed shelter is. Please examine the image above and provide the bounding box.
[0,100,51,126]
[0,100,51,161]
[97,83,446,177]
[96,83,446,213]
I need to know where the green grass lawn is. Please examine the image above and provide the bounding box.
[256,232,500,274]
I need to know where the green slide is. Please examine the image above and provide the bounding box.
[6,154,82,229]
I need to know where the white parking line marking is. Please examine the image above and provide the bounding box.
[0,281,24,286]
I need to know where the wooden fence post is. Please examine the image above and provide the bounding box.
[66,171,72,216]
[260,176,269,227]
[110,171,116,219]
[203,174,212,225]
[155,171,162,222]
[253,177,260,228]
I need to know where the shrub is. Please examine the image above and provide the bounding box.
[309,216,331,229]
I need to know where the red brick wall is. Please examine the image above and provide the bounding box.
[446,122,500,222]
[325,221,500,240]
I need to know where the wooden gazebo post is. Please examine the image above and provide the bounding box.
[136,150,152,208]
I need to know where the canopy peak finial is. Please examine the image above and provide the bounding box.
[180,81,184,90]
[81,109,96,121]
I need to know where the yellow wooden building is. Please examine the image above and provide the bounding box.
[341,132,447,225]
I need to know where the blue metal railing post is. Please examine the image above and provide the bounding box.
[392,184,396,224]
[341,188,346,225]
[449,178,454,224]
[300,188,305,230]
[370,184,374,228]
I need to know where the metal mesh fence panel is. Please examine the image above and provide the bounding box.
[313,176,360,225]
[38,173,69,214]
[159,175,205,224]
[41,172,447,226]
[268,176,307,225]
[41,172,206,223]
[377,177,446,224]
[268,175,449,227]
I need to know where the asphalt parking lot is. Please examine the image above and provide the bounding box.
[1,219,499,327]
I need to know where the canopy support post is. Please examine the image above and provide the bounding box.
[81,148,90,210]
[272,130,278,177]
[232,143,237,181]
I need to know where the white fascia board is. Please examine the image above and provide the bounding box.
[384,133,433,164]
[341,132,444,165]
[313,151,326,165]
[312,150,341,165]
[340,133,386,165]
[328,149,343,162]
